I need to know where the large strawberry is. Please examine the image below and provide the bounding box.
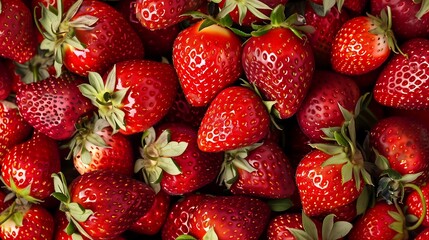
[242,5,315,119]
[172,19,243,107]
[197,85,270,152]
[135,123,223,194]
[38,0,144,76]
[373,38,429,110]
[331,6,403,75]
[79,59,178,135]
[16,72,95,141]
[0,0,37,63]
[51,171,155,240]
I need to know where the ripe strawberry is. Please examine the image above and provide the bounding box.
[67,115,134,177]
[406,182,429,227]
[373,38,429,110]
[135,123,223,195]
[197,85,270,152]
[242,5,315,119]
[219,141,296,199]
[1,131,61,202]
[0,59,13,100]
[0,0,37,63]
[38,0,144,76]
[16,72,95,140]
[0,203,55,240]
[370,0,429,40]
[331,6,402,75]
[52,170,155,240]
[296,70,360,142]
[79,59,178,135]
[135,0,204,30]
[416,228,429,240]
[172,19,243,107]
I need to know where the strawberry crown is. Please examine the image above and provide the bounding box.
[0,198,31,229]
[211,0,272,25]
[14,50,54,84]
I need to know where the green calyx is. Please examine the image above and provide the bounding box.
[177,227,218,240]
[0,176,43,204]
[14,50,54,84]
[51,172,94,240]
[78,65,129,133]
[321,0,344,15]
[414,0,429,19]
[36,0,98,77]
[0,199,31,229]
[217,143,261,188]
[212,0,272,25]
[134,127,187,193]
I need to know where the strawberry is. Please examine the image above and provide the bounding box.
[370,0,429,40]
[0,59,13,100]
[0,202,54,240]
[296,70,360,142]
[406,182,429,227]
[331,6,403,75]
[51,171,155,240]
[242,5,315,119]
[1,131,61,202]
[67,114,135,177]
[172,19,243,107]
[416,228,429,240]
[373,38,429,110]
[16,72,95,141]
[135,0,204,30]
[79,59,178,135]
[197,85,270,152]
[0,100,32,160]
[135,123,223,194]
[0,0,37,63]
[218,140,296,199]
[38,0,144,77]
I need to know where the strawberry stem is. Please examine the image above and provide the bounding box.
[415,0,429,19]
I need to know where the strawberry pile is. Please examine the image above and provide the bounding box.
[0,0,429,239]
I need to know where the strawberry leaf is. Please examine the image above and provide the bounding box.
[415,0,429,19]
[203,227,219,240]
[302,211,318,239]
[157,157,182,175]
[267,198,293,212]
[176,235,197,240]
[68,202,93,222]
[287,228,313,240]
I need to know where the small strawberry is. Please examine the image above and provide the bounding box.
[172,19,243,107]
[16,72,95,140]
[197,85,270,152]
[51,171,155,240]
[373,38,429,110]
[79,59,178,135]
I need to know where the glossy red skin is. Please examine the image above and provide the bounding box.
[0,59,13,100]
[130,190,171,235]
[63,0,144,76]
[1,131,61,201]
[370,0,429,40]
[416,228,429,240]
[267,213,323,240]
[242,27,315,119]
[106,59,178,135]
[156,122,224,195]
[369,116,429,185]
[311,0,367,14]
[69,170,155,240]
[197,86,270,152]
[406,183,429,227]
[373,38,429,110]
[16,73,95,140]
[173,20,243,107]
[348,202,405,239]
[0,204,55,240]
[296,70,360,142]
[296,150,364,217]
[331,16,390,75]
[230,141,296,199]
[189,195,271,240]
[0,0,37,63]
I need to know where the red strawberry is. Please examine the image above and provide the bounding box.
[373,38,429,110]
[1,131,61,202]
[296,70,360,142]
[135,0,204,30]
[0,59,13,100]
[0,203,54,240]
[172,19,243,107]
[16,72,95,140]
[197,85,270,152]
[79,59,178,135]
[38,0,144,77]
[331,6,402,75]
[0,0,37,63]
[51,170,155,240]
[406,183,429,228]
[242,6,315,119]
[219,140,296,199]
[67,115,134,177]
[129,190,171,236]
[135,122,223,195]
[416,228,429,240]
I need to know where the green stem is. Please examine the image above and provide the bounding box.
[404,183,427,231]
[0,201,16,225]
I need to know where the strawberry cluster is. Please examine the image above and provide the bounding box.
[0,0,429,239]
